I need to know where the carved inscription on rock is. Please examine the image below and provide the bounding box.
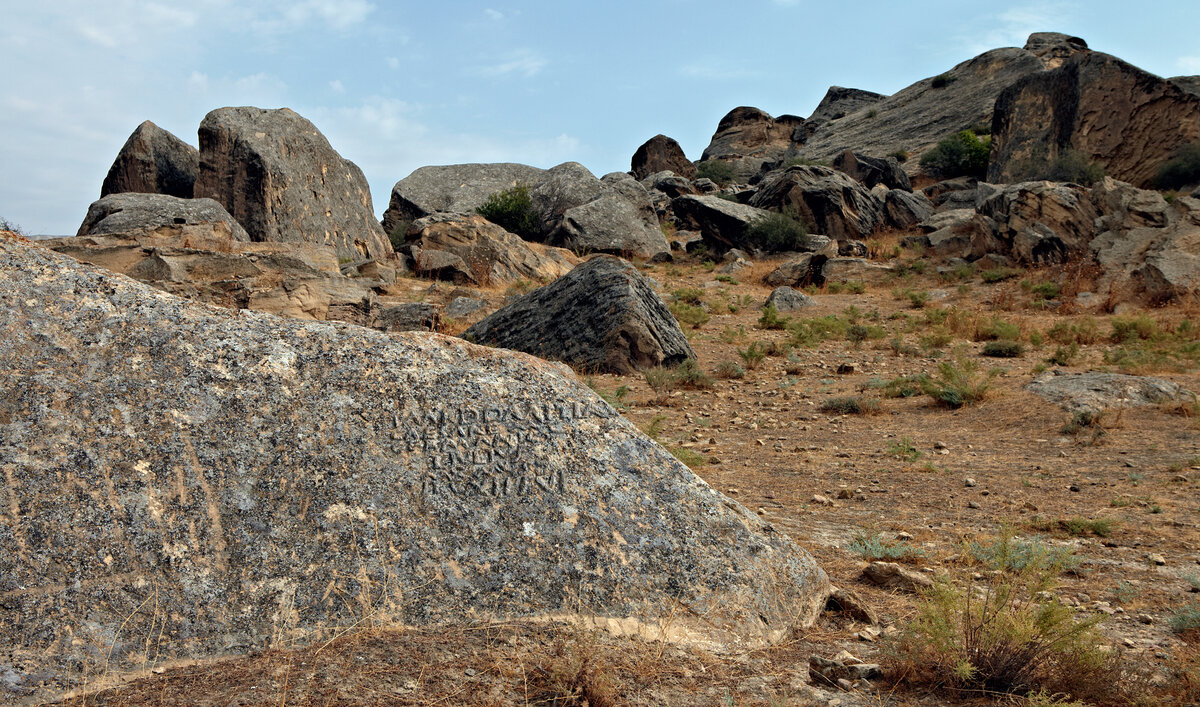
[393,401,614,498]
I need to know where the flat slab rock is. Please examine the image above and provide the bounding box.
[1027,370,1192,414]
[0,236,828,704]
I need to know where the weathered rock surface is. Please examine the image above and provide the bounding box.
[989,51,1200,188]
[631,134,695,180]
[77,192,250,241]
[831,151,911,191]
[765,286,815,312]
[195,106,392,260]
[101,120,199,199]
[640,171,696,199]
[405,213,577,286]
[806,86,885,126]
[973,181,1098,264]
[1023,32,1089,69]
[749,166,885,241]
[555,173,669,258]
[884,189,935,230]
[699,107,805,180]
[1027,370,1192,414]
[0,236,829,704]
[670,194,772,253]
[1170,75,1200,97]
[764,254,825,288]
[381,163,545,234]
[1090,183,1200,303]
[821,258,894,285]
[464,256,696,374]
[860,562,934,593]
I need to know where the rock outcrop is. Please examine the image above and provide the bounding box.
[670,194,772,253]
[989,52,1200,188]
[381,163,545,235]
[77,192,249,241]
[1023,32,1089,69]
[0,236,829,703]
[806,86,885,126]
[1028,370,1192,414]
[831,151,911,191]
[194,106,392,261]
[405,213,577,285]
[464,256,696,374]
[749,166,885,240]
[973,181,1098,264]
[100,120,198,199]
[699,107,805,180]
[631,134,695,180]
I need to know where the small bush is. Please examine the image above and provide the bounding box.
[695,160,735,185]
[976,317,1021,342]
[0,216,25,235]
[849,532,923,561]
[476,184,540,239]
[745,211,810,252]
[887,435,923,462]
[920,130,990,179]
[967,529,1080,575]
[713,361,745,379]
[1044,149,1106,186]
[921,359,998,408]
[1048,317,1100,346]
[643,367,676,403]
[669,302,710,329]
[1110,314,1161,343]
[890,149,909,163]
[672,358,713,389]
[820,396,880,415]
[982,340,1024,357]
[869,374,927,398]
[737,342,767,370]
[981,267,1021,283]
[1170,602,1200,633]
[757,304,789,330]
[931,73,956,88]
[1155,142,1200,190]
[1046,343,1079,367]
[672,287,704,305]
[1060,410,1104,437]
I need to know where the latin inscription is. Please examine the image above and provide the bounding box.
[393,401,614,499]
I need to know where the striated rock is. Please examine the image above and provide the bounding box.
[641,171,696,199]
[1092,177,1170,230]
[860,562,934,592]
[764,254,825,288]
[807,86,885,126]
[1028,370,1192,414]
[195,107,392,261]
[1170,75,1200,98]
[699,107,805,180]
[973,181,1098,264]
[989,51,1200,188]
[1023,32,1089,69]
[533,164,669,258]
[101,120,198,199]
[821,258,894,285]
[884,189,935,230]
[832,151,911,191]
[1090,185,1200,303]
[374,301,442,331]
[382,163,545,235]
[0,236,829,703]
[749,166,885,240]
[444,296,488,320]
[670,194,772,253]
[77,192,249,241]
[631,134,695,180]
[765,286,815,312]
[405,213,577,286]
[464,256,696,374]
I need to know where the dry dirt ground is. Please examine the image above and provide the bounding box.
[46,246,1200,707]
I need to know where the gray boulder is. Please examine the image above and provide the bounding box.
[77,192,250,241]
[749,165,885,240]
[640,170,697,199]
[974,181,1098,264]
[195,107,392,261]
[821,257,894,285]
[670,194,772,253]
[765,286,815,312]
[381,162,545,234]
[884,190,935,230]
[699,106,806,180]
[1027,370,1192,414]
[1023,32,1089,69]
[831,151,911,191]
[101,120,198,199]
[532,163,669,258]
[631,134,695,180]
[405,213,577,286]
[464,256,697,374]
[806,86,885,125]
[0,236,829,702]
[764,253,825,288]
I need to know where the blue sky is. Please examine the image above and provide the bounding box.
[3,1,1200,236]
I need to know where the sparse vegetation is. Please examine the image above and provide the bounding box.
[820,396,880,415]
[920,358,998,408]
[744,211,810,252]
[757,304,789,330]
[920,129,990,179]
[887,436,922,462]
[982,340,1023,357]
[476,183,540,239]
[695,160,735,185]
[669,302,710,329]
[736,341,767,370]
[849,531,923,560]
[713,361,745,379]
[1155,141,1200,190]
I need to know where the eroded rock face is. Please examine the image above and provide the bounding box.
[464,256,696,374]
[101,120,198,199]
[699,107,805,180]
[0,237,828,704]
[1027,370,1192,414]
[806,86,885,126]
[670,194,772,253]
[989,52,1200,188]
[195,106,393,260]
[749,166,885,241]
[631,134,695,180]
[1023,32,1089,69]
[78,192,249,241]
[405,213,577,285]
[973,181,1098,265]
[831,151,911,191]
[382,163,545,235]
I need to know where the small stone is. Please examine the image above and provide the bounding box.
[896,531,913,541]
[968,501,981,509]
[837,489,853,500]
[812,494,835,506]
[934,441,948,450]
[1069,484,1081,492]
[1150,554,1167,566]
[964,477,976,487]
[1137,614,1154,625]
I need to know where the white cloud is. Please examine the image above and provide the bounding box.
[484,8,503,21]
[679,62,762,81]
[1177,56,1200,74]
[329,79,346,94]
[387,56,400,70]
[956,1,1079,55]
[472,49,546,78]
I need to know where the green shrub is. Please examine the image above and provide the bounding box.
[890,149,909,163]
[931,73,956,88]
[713,361,745,379]
[887,436,923,462]
[669,446,708,469]
[921,359,998,408]
[672,358,714,389]
[820,396,880,415]
[1110,314,1161,343]
[976,317,1021,342]
[1155,142,1200,190]
[982,340,1024,358]
[1044,149,1106,186]
[967,529,1080,574]
[476,184,540,239]
[1048,317,1100,345]
[744,211,810,252]
[867,374,927,398]
[757,304,789,330]
[920,130,990,179]
[695,160,735,185]
[848,532,923,561]
[669,302,710,329]
[1169,602,1200,633]
[736,342,767,370]
[1046,343,1079,367]
[643,366,677,402]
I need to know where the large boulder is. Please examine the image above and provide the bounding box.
[535,164,669,257]
[699,107,806,180]
[194,106,393,261]
[1028,370,1192,414]
[884,189,935,230]
[1022,32,1089,69]
[973,181,1098,264]
[989,51,1200,188]
[100,120,199,199]
[463,256,696,374]
[831,151,912,191]
[381,162,545,235]
[77,192,250,241]
[764,253,826,288]
[0,236,828,703]
[806,86,885,126]
[749,165,885,240]
[405,213,577,285]
[631,134,695,180]
[670,194,772,253]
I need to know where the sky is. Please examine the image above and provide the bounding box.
[3,1,1200,236]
